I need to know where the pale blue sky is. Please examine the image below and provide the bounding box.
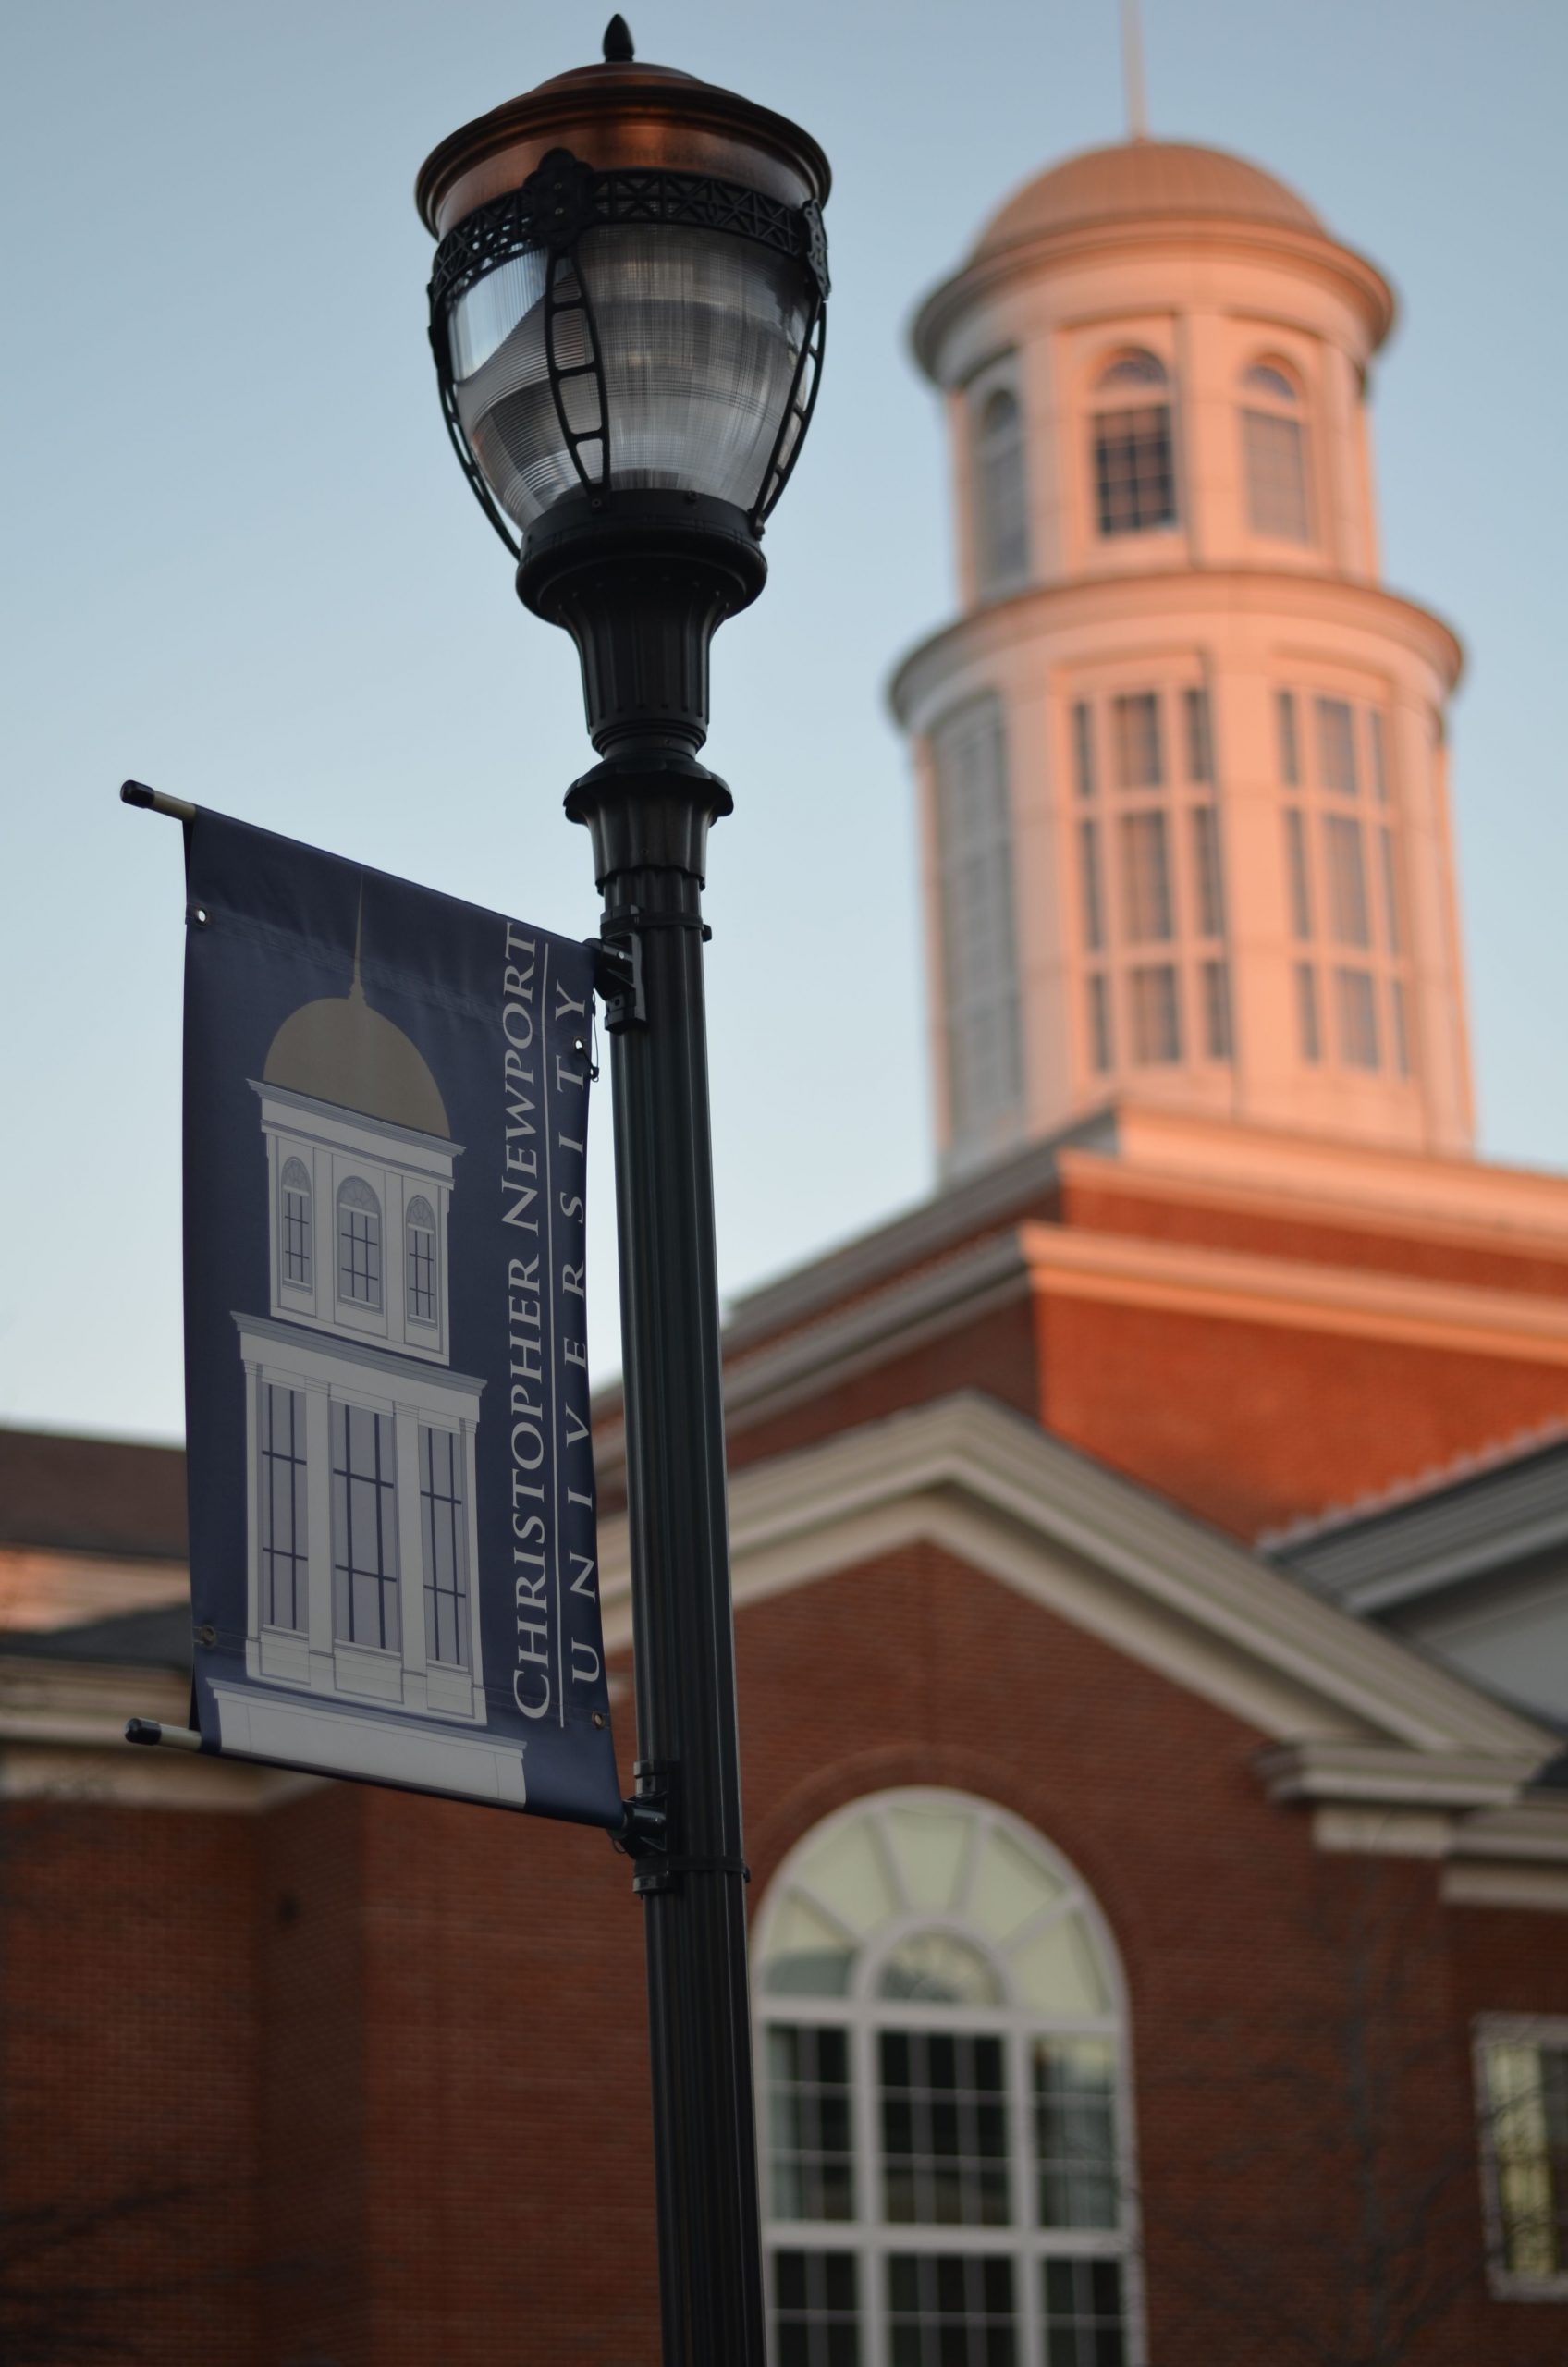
[3,0,1564,1442]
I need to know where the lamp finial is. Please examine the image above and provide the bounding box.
[603,16,634,63]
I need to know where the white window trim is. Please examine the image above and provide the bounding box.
[755,1787,1147,2365]
[1475,2011,1568,2303]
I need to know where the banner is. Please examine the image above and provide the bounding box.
[178,810,620,1825]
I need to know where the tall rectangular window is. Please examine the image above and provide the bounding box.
[1368,708,1390,804]
[1112,693,1162,790]
[1200,960,1234,1060]
[1295,962,1321,1062]
[331,1403,399,1651]
[420,1425,470,1670]
[772,2252,861,2367]
[1190,807,1225,938]
[1035,2039,1119,2230]
[1119,814,1173,943]
[1316,696,1359,795]
[1284,811,1313,939]
[768,2026,855,2224]
[1129,964,1182,1064]
[1277,690,1300,786]
[975,385,1029,594]
[1243,411,1309,541]
[888,2256,1015,2366]
[1087,975,1114,1074]
[1477,2022,1568,2289]
[259,1383,307,1633]
[281,1166,312,1289]
[932,698,1024,1152]
[1390,978,1411,1077]
[1182,686,1214,783]
[1378,828,1403,955]
[1072,701,1096,799]
[1077,820,1105,952]
[1322,815,1371,947]
[1043,2261,1127,2367]
[880,2030,1010,2227]
[1093,405,1176,534]
[337,1183,383,1309]
[1334,967,1380,1069]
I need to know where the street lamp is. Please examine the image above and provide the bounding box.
[417,22,830,2366]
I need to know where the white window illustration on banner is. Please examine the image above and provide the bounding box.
[231,899,488,1738]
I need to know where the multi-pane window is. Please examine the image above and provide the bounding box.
[1199,960,1233,1061]
[757,1792,1141,2367]
[1182,688,1214,786]
[1069,683,1227,1079]
[932,698,1024,1159]
[1190,809,1224,938]
[1111,695,1161,792]
[1091,353,1175,537]
[1128,965,1181,1065]
[1276,691,1301,788]
[882,2023,1010,2226]
[975,385,1029,595]
[1276,689,1412,1076]
[888,2255,1015,2367]
[1295,963,1322,1063]
[1072,704,1096,800]
[1043,2261,1126,2367]
[1086,977,1113,1076]
[1322,815,1371,948]
[337,1176,383,1308]
[1241,362,1310,543]
[406,1195,437,1324]
[420,1424,470,1669]
[1077,822,1106,952]
[331,1402,399,1650]
[1118,816,1172,944]
[1476,2019,1568,2293]
[280,1157,312,1289]
[773,2250,862,2367]
[1334,966,1379,1070]
[1316,698,1359,797]
[259,1382,307,1632]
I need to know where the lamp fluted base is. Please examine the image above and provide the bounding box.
[517,489,766,762]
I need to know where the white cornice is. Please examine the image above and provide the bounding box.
[0,1657,321,1811]
[888,567,1464,725]
[598,1392,1552,1763]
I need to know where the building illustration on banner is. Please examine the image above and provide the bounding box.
[221,904,522,1802]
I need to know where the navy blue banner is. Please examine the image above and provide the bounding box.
[179,810,620,1826]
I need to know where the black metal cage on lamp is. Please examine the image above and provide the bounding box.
[428,144,828,558]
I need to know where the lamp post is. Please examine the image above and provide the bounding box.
[417,23,829,2363]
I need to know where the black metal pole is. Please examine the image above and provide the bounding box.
[525,490,772,2367]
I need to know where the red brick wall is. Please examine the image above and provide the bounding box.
[1035,1289,1568,1537]
[0,1799,261,2364]
[3,1549,1561,2361]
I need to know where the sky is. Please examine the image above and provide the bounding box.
[2,0,1565,1444]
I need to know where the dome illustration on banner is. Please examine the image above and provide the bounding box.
[218,896,516,1799]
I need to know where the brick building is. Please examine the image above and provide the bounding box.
[4,129,1568,2367]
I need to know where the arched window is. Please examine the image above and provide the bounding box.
[406,1195,437,1325]
[1240,360,1310,542]
[756,1789,1141,2367]
[280,1157,312,1289]
[1091,351,1175,537]
[974,385,1029,595]
[336,1177,383,1310]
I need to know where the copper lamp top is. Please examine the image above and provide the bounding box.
[415,19,831,240]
